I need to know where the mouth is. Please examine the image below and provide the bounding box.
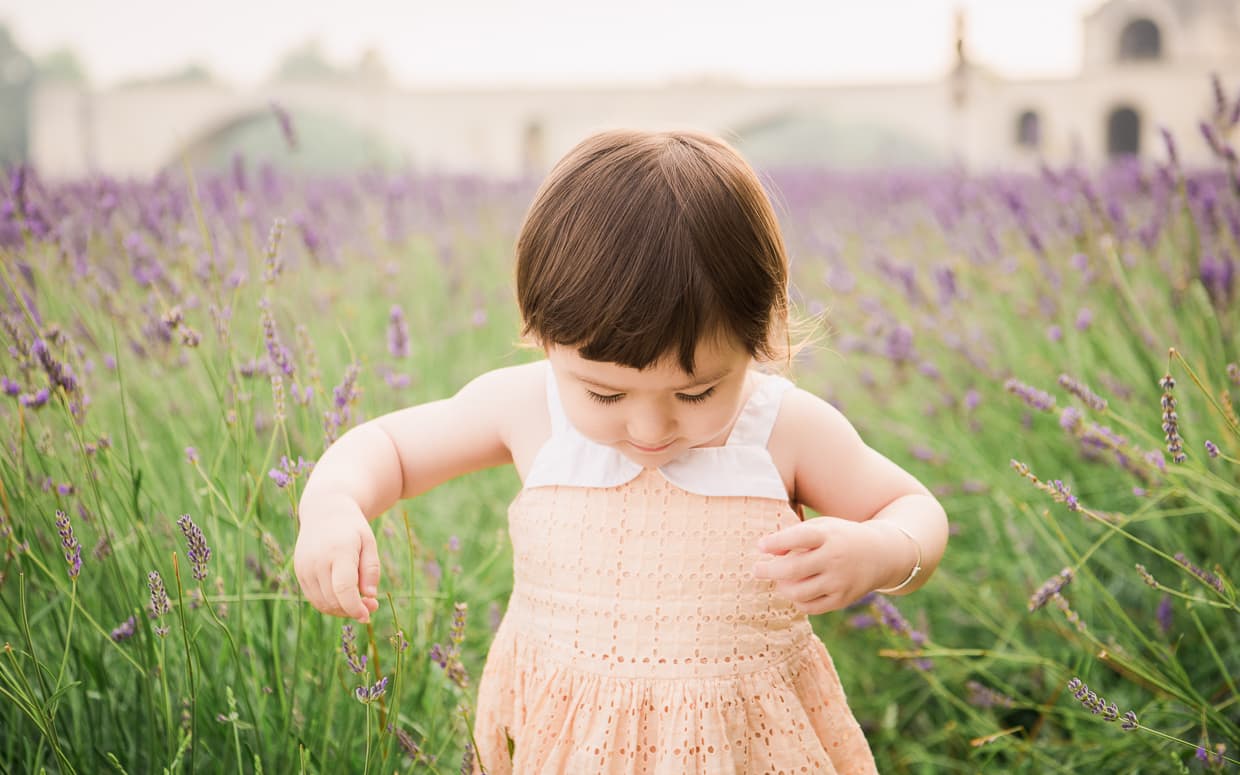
[629,440,674,453]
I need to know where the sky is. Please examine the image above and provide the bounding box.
[0,0,1107,90]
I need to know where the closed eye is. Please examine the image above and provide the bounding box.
[586,390,624,405]
[677,386,716,404]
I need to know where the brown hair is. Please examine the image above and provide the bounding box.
[515,128,791,375]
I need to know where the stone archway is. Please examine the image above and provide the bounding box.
[1106,106,1141,158]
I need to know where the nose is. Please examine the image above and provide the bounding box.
[628,406,676,447]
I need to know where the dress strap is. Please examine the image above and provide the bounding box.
[725,373,795,448]
[543,362,569,435]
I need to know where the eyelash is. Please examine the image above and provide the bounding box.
[586,386,716,405]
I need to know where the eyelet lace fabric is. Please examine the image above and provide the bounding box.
[471,369,878,774]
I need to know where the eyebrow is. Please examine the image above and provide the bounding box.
[570,368,732,393]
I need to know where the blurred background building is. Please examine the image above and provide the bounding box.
[3,0,1239,179]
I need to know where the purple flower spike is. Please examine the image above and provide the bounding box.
[147,570,172,629]
[269,101,299,151]
[341,624,367,674]
[55,509,82,579]
[1204,440,1220,458]
[1004,378,1056,412]
[110,615,137,642]
[176,514,212,581]
[1029,568,1073,611]
[355,675,389,704]
[388,305,410,359]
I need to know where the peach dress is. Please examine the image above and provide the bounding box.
[473,365,878,774]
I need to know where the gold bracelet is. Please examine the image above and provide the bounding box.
[875,524,923,594]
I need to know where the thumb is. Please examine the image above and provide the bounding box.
[757,522,824,555]
[358,528,382,599]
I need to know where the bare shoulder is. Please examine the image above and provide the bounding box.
[769,386,863,457]
[769,384,931,520]
[471,360,550,477]
[767,386,859,499]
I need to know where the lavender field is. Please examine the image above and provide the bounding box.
[1,105,1239,772]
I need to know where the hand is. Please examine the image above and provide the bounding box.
[752,517,889,615]
[294,493,382,622]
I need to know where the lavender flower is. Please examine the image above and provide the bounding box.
[884,325,914,364]
[342,624,367,674]
[31,338,77,394]
[388,305,410,359]
[19,388,50,409]
[1135,564,1158,588]
[1159,125,1179,166]
[176,514,211,581]
[1156,595,1173,636]
[966,680,1015,709]
[430,602,472,687]
[1173,552,1226,595]
[184,446,199,464]
[1,376,20,396]
[1004,378,1056,411]
[1059,406,1083,432]
[1049,480,1080,511]
[1204,440,1220,458]
[272,374,286,422]
[387,724,434,765]
[269,101,298,151]
[354,675,389,704]
[269,455,314,488]
[262,218,285,284]
[148,571,171,635]
[260,300,295,378]
[459,741,477,775]
[390,629,409,653]
[110,615,137,642]
[1057,374,1107,411]
[869,594,930,670]
[1029,568,1073,611]
[1067,677,1135,729]
[1160,375,1186,464]
[55,509,82,579]
[1052,593,1087,633]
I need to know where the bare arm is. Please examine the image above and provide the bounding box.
[754,388,949,612]
[299,365,522,520]
[295,363,535,622]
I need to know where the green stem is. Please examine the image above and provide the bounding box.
[171,555,197,775]
[54,579,77,692]
[17,572,75,772]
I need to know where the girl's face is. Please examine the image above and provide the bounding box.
[546,336,755,468]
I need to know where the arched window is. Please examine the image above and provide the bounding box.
[1118,18,1161,61]
[1107,106,1141,158]
[1015,110,1041,149]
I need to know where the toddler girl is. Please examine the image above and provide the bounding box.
[294,129,948,774]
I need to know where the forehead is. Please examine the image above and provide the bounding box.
[549,337,749,389]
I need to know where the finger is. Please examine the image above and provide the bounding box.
[794,592,839,615]
[757,523,824,555]
[753,549,821,582]
[358,529,382,600]
[777,573,829,603]
[315,569,344,617]
[331,559,369,622]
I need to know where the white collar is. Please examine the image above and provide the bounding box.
[523,364,794,500]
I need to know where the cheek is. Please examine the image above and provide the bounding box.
[561,397,617,440]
